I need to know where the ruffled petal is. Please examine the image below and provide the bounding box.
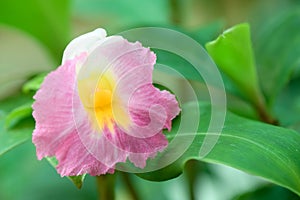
[76,36,180,168]
[32,54,84,160]
[33,53,116,175]
[105,84,180,168]
[33,28,181,176]
[129,84,180,131]
[56,133,114,176]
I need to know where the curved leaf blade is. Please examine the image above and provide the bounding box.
[22,73,47,93]
[5,102,33,129]
[206,23,263,106]
[137,103,300,196]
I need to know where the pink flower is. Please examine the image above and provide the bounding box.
[32,28,180,176]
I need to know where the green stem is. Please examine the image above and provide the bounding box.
[121,172,140,200]
[254,93,278,125]
[96,174,116,200]
[169,0,181,25]
[185,160,201,200]
[256,103,278,125]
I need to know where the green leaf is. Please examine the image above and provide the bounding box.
[46,157,86,189]
[253,9,300,104]
[0,94,34,156]
[0,94,33,113]
[133,102,300,196]
[205,23,263,106]
[233,184,300,200]
[22,73,47,93]
[5,102,33,129]
[0,112,33,156]
[0,0,70,61]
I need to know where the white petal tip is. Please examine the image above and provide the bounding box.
[62,28,108,64]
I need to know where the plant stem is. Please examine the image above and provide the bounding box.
[185,160,201,200]
[256,104,278,125]
[121,172,140,200]
[255,95,278,125]
[170,0,181,25]
[96,174,115,200]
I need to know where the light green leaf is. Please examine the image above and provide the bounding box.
[47,157,86,189]
[22,73,47,93]
[134,102,300,196]
[5,102,33,129]
[205,23,263,107]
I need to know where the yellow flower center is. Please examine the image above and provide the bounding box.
[94,89,112,108]
[77,71,130,132]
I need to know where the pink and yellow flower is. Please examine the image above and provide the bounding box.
[32,28,180,176]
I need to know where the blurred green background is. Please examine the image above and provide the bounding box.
[1,0,300,199]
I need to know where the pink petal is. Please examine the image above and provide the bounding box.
[77,37,180,168]
[32,55,82,160]
[56,133,114,176]
[33,30,181,176]
[102,85,180,168]
[33,53,115,175]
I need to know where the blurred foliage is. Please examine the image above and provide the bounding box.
[253,9,300,106]
[275,78,300,132]
[0,0,71,61]
[1,0,300,199]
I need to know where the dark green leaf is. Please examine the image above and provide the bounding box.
[154,49,204,82]
[0,94,33,113]
[233,184,300,200]
[132,102,300,196]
